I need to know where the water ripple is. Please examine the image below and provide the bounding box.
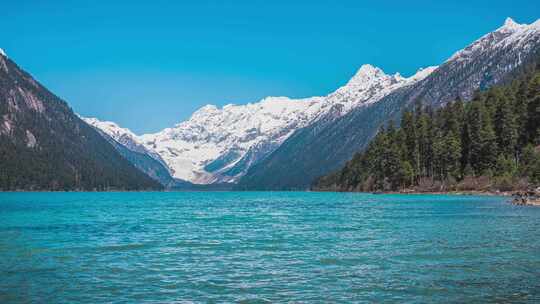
[0,192,539,303]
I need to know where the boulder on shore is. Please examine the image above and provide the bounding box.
[512,189,540,206]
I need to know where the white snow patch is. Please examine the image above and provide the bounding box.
[406,66,439,82]
[26,130,37,148]
[501,17,524,31]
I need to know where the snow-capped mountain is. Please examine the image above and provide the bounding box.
[86,63,434,185]
[82,117,154,156]
[136,64,434,184]
[325,64,437,113]
[437,17,540,102]
[448,17,537,64]
[139,96,324,184]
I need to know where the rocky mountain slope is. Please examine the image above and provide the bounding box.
[0,50,162,190]
[82,117,178,186]
[82,118,176,187]
[236,18,540,190]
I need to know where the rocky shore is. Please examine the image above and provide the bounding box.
[511,189,540,206]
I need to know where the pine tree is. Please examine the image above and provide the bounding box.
[444,131,462,180]
[416,108,432,177]
[401,110,419,177]
[520,145,540,184]
[515,78,530,149]
[466,100,485,174]
[494,96,518,158]
[479,113,498,175]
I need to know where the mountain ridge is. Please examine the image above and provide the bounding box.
[236,17,540,190]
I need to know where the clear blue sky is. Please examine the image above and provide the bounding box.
[2,0,538,134]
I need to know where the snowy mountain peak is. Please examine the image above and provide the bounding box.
[448,17,539,63]
[503,17,521,29]
[82,116,155,156]
[190,104,219,119]
[327,63,430,112]
[350,64,387,82]
[348,64,412,85]
[343,64,394,92]
[355,63,380,74]
[82,117,138,140]
[0,48,6,57]
[140,95,325,183]
[198,104,219,113]
[498,17,526,33]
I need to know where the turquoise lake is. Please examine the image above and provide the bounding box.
[0,192,539,303]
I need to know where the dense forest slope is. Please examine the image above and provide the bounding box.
[314,65,540,192]
[0,52,162,191]
[236,18,540,190]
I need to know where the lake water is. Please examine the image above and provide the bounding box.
[0,192,539,303]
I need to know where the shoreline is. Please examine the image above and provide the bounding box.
[372,190,512,197]
[2,189,539,206]
[372,191,513,197]
[509,190,540,206]
[314,188,512,197]
[316,188,540,206]
[375,190,540,206]
[0,189,518,196]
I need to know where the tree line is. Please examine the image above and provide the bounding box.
[314,65,540,192]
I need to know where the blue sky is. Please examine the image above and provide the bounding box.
[2,0,538,134]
